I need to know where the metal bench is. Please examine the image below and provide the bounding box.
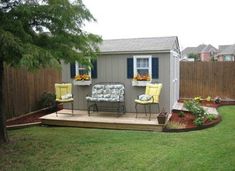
[86,83,126,116]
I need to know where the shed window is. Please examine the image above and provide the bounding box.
[76,63,90,75]
[74,62,91,81]
[134,55,152,79]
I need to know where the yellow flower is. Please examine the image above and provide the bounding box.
[206,96,211,102]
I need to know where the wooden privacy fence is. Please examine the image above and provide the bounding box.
[3,65,61,119]
[180,61,235,99]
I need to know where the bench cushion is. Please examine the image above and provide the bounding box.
[86,84,124,102]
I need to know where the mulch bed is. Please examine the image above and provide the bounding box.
[163,111,222,132]
[6,105,63,126]
[163,100,235,132]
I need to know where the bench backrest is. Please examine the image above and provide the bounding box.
[91,83,125,102]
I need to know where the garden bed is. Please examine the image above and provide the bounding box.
[6,106,62,127]
[164,99,235,132]
[163,111,222,132]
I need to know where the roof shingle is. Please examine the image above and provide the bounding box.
[99,36,178,53]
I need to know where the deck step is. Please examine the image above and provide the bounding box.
[40,110,171,131]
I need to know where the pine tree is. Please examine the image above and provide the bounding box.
[0,0,101,143]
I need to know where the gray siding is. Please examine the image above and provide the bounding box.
[62,52,172,113]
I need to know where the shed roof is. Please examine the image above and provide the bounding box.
[99,36,178,54]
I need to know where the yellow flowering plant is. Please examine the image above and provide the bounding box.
[133,74,151,81]
[194,96,202,102]
[74,74,90,81]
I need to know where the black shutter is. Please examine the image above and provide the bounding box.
[91,60,97,78]
[70,63,76,78]
[152,57,159,79]
[127,58,133,79]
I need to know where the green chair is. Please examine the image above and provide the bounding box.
[135,83,162,120]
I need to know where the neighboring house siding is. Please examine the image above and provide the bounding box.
[217,55,235,61]
[62,52,172,113]
[200,52,211,61]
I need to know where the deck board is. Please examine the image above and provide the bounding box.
[40,110,171,131]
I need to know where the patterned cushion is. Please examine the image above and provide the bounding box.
[139,94,152,101]
[61,93,72,100]
[87,84,125,102]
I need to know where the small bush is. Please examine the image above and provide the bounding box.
[38,92,56,109]
[193,117,204,126]
[178,111,185,117]
[184,100,208,127]
[206,114,217,121]
[184,100,207,117]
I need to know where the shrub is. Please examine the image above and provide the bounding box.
[184,100,208,127]
[206,114,217,121]
[184,100,206,117]
[178,111,185,117]
[194,117,204,126]
[38,92,56,109]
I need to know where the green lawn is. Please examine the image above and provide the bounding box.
[1,106,235,171]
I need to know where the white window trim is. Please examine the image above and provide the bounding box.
[75,61,91,76]
[73,61,92,86]
[133,55,152,77]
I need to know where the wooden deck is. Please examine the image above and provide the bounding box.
[40,109,171,131]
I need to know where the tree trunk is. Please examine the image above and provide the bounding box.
[0,60,8,144]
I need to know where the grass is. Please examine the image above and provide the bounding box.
[0,106,235,171]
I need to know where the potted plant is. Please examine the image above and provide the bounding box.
[157,108,168,124]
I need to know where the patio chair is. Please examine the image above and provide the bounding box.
[55,83,74,116]
[135,83,162,120]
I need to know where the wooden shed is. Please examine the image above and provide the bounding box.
[62,36,181,113]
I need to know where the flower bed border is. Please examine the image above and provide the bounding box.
[163,115,222,132]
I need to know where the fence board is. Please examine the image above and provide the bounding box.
[180,61,235,99]
[3,64,61,119]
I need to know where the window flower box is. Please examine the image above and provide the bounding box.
[132,80,151,87]
[132,74,151,86]
[73,80,92,86]
[73,74,92,86]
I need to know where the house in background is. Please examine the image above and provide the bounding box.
[62,36,181,113]
[182,44,217,61]
[217,44,235,61]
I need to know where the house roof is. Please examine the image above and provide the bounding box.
[182,44,206,56]
[201,44,217,53]
[218,44,235,55]
[182,44,217,56]
[99,36,179,54]
[218,45,230,52]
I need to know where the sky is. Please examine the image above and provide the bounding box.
[82,0,235,50]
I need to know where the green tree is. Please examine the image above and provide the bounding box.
[188,53,200,61]
[0,0,101,143]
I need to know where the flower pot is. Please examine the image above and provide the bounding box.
[157,115,166,124]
